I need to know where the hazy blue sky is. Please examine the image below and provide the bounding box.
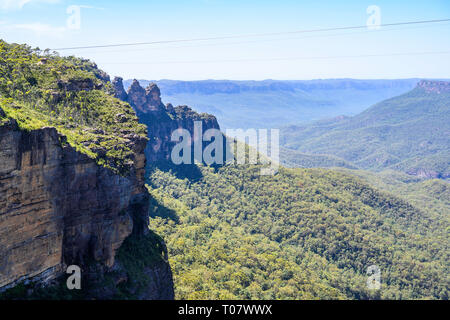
[1,0,449,80]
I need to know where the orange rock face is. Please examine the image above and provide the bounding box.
[0,120,149,290]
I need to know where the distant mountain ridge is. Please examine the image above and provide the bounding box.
[280,80,450,179]
[124,79,422,95]
[123,79,422,129]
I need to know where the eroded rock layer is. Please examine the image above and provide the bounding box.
[0,115,163,295]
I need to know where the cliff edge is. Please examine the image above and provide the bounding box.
[0,41,174,299]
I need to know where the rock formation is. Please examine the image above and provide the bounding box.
[144,83,165,111]
[112,77,128,101]
[0,109,174,299]
[113,78,220,162]
[417,80,450,94]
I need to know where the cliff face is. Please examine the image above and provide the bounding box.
[0,41,175,299]
[0,111,173,299]
[0,123,65,289]
[114,78,220,162]
[417,80,450,94]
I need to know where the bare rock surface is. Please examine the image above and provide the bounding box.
[0,117,174,299]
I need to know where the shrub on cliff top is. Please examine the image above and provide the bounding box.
[0,40,147,174]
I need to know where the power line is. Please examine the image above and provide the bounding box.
[52,18,450,51]
[60,22,450,55]
[99,50,450,65]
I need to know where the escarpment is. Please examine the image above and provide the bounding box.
[0,108,173,299]
[417,80,450,94]
[0,41,174,299]
[114,77,220,162]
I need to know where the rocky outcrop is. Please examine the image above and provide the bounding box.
[57,78,99,91]
[123,78,166,113]
[0,111,173,299]
[114,78,220,162]
[112,77,128,101]
[406,167,450,180]
[417,80,450,94]
[126,79,148,113]
[144,83,165,111]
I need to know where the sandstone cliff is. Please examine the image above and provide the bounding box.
[0,110,173,299]
[114,78,220,162]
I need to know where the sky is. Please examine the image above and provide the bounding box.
[0,0,449,80]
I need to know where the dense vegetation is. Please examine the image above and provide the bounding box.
[0,40,147,173]
[281,146,357,169]
[337,168,450,220]
[280,86,450,178]
[147,163,449,300]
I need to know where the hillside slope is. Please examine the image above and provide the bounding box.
[335,169,450,219]
[147,163,449,300]
[281,81,450,178]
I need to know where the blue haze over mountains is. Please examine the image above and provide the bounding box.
[123,78,449,179]
[123,79,421,129]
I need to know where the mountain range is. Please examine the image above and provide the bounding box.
[123,79,421,129]
[280,80,450,179]
[0,40,448,300]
